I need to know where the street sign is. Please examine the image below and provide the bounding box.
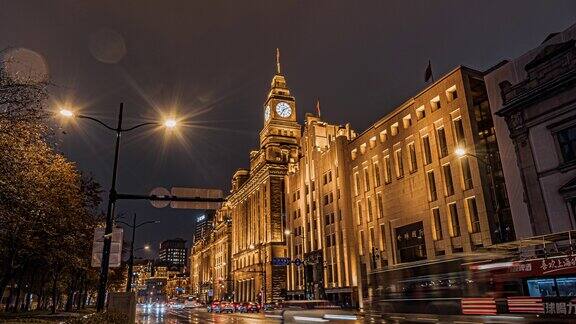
[169,187,223,210]
[91,227,123,268]
[149,187,171,208]
[272,257,291,266]
[293,258,302,267]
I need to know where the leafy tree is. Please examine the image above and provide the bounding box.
[0,48,103,314]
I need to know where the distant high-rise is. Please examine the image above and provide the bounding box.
[158,238,187,268]
[194,210,215,243]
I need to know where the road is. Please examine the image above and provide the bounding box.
[137,307,362,323]
[136,307,574,323]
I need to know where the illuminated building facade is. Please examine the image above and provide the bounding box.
[284,112,358,306]
[230,51,298,303]
[189,204,232,302]
[348,66,512,302]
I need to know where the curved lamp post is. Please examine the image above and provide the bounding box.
[59,103,177,311]
[117,214,159,292]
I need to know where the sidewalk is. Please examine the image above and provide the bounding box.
[0,309,95,323]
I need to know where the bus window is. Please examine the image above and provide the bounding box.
[527,278,556,297]
[556,277,576,297]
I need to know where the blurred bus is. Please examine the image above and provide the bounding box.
[365,230,576,319]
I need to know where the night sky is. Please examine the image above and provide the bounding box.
[1,1,575,258]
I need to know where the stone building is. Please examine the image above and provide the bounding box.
[190,234,214,302]
[347,66,512,302]
[284,112,358,306]
[212,203,233,301]
[487,23,576,237]
[230,50,298,303]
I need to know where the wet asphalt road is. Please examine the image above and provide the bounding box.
[136,307,573,323]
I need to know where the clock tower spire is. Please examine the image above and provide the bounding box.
[260,49,300,148]
[276,47,281,74]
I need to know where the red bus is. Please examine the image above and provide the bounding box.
[365,231,576,319]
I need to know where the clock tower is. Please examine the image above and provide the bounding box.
[260,49,300,148]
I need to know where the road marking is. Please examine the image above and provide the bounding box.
[324,314,358,320]
[416,317,439,322]
[294,315,329,322]
[389,316,406,320]
[265,314,283,318]
[453,321,482,324]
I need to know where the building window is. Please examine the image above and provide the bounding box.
[384,155,392,184]
[453,117,466,148]
[363,167,370,191]
[422,135,432,165]
[408,142,417,172]
[448,203,460,237]
[443,163,454,196]
[380,130,388,143]
[436,127,448,158]
[427,171,437,202]
[432,208,443,241]
[357,201,363,225]
[395,149,404,178]
[369,136,377,149]
[431,96,441,111]
[460,157,473,190]
[402,114,412,128]
[354,172,360,196]
[380,223,387,250]
[369,227,376,250]
[373,162,381,187]
[446,85,458,102]
[367,198,373,222]
[391,123,399,136]
[376,192,384,219]
[359,230,365,255]
[466,197,480,233]
[557,125,576,163]
[416,105,426,120]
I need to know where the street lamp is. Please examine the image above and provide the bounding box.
[454,146,504,241]
[164,118,177,129]
[59,108,74,117]
[117,213,159,292]
[58,103,177,311]
[248,243,267,306]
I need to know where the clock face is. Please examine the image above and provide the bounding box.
[276,101,292,118]
[264,106,271,121]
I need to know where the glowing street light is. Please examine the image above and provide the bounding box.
[144,245,150,250]
[59,108,74,117]
[455,147,466,157]
[249,243,255,250]
[284,229,291,236]
[164,119,177,129]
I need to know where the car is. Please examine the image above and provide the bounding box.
[246,302,260,313]
[236,302,247,313]
[220,301,235,313]
[207,301,221,313]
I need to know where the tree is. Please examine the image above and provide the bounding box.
[0,48,103,313]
